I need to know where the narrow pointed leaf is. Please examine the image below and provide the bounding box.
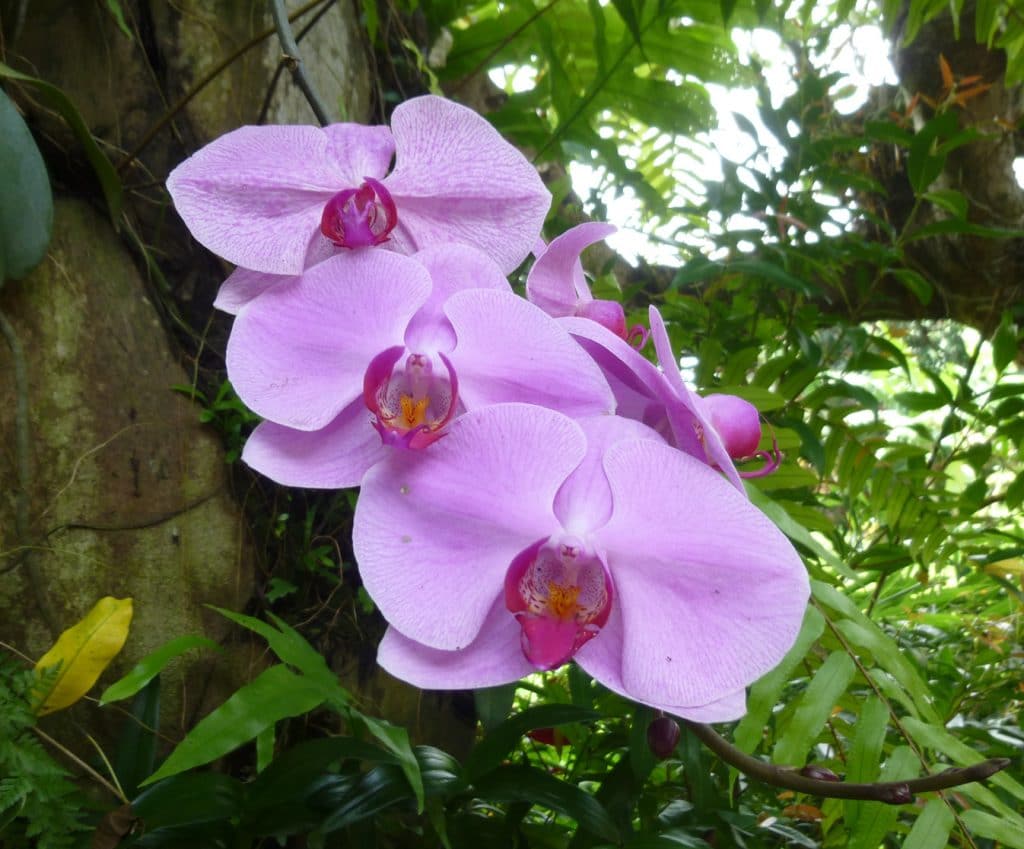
[100,635,220,705]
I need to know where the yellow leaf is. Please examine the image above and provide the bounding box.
[34,597,133,715]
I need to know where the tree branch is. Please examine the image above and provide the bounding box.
[684,720,1010,805]
[269,0,333,126]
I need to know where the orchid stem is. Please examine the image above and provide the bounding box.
[684,721,1010,805]
[269,0,333,126]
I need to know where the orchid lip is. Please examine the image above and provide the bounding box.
[364,347,459,450]
[320,177,398,249]
[504,536,614,671]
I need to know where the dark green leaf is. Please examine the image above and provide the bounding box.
[992,312,1018,374]
[474,683,518,732]
[132,772,243,829]
[0,63,121,221]
[0,88,52,283]
[113,677,160,799]
[465,704,602,779]
[473,764,620,842]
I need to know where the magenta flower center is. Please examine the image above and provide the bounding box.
[364,348,458,450]
[320,177,398,249]
[504,538,613,670]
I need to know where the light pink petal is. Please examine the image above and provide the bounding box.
[445,291,615,417]
[214,267,290,315]
[227,251,430,430]
[526,222,616,315]
[354,404,585,650]
[241,403,385,489]
[648,307,744,492]
[554,415,664,537]
[403,244,511,353]
[575,606,749,720]
[595,438,809,708]
[322,123,395,182]
[377,599,532,690]
[167,125,350,275]
[383,96,551,274]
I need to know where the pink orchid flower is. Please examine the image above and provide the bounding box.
[226,245,614,489]
[167,95,551,280]
[353,403,809,720]
[526,222,646,344]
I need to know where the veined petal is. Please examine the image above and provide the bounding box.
[596,438,809,708]
[227,251,431,430]
[403,244,511,353]
[167,125,348,275]
[648,306,744,492]
[322,123,395,183]
[377,599,533,690]
[446,290,615,417]
[354,404,585,650]
[527,221,617,315]
[553,415,664,537]
[575,606,749,720]
[214,266,290,315]
[384,96,551,274]
[241,403,385,489]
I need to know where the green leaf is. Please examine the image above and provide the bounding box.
[100,635,220,705]
[961,808,1024,849]
[209,606,345,700]
[893,391,947,412]
[891,269,933,306]
[474,683,518,732]
[465,704,602,779]
[141,665,328,785]
[113,677,160,799]
[923,188,968,219]
[0,63,122,221]
[708,386,787,411]
[902,799,955,849]
[473,764,620,842]
[906,111,959,194]
[359,714,425,813]
[772,650,856,767]
[847,746,918,849]
[843,697,889,832]
[132,772,243,829]
[733,606,826,754]
[0,88,52,284]
[748,488,851,575]
[319,763,413,833]
[992,312,1018,374]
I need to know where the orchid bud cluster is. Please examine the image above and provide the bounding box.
[168,95,809,721]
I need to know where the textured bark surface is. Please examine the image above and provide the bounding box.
[0,0,474,755]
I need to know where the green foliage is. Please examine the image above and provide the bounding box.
[0,659,92,848]
[0,87,52,285]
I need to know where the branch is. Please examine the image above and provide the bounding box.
[269,0,333,126]
[684,721,1010,805]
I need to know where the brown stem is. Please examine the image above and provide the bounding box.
[684,721,1010,805]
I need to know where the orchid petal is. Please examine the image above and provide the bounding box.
[322,123,395,183]
[384,96,551,273]
[403,244,510,352]
[526,222,617,315]
[241,403,385,489]
[648,307,744,491]
[227,251,431,430]
[596,438,809,708]
[575,606,749,720]
[354,404,584,650]
[377,599,533,690]
[703,393,762,459]
[554,415,663,537]
[167,125,350,275]
[214,266,290,315]
[445,291,615,417]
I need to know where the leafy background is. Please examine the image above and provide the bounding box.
[0,0,1021,846]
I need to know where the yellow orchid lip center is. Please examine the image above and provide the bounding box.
[546,582,582,619]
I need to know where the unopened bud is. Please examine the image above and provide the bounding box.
[646,715,681,759]
[800,765,840,782]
